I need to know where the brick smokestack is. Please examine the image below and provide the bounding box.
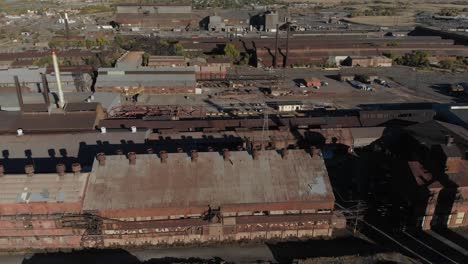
[96,153,106,166]
[160,150,168,163]
[127,152,136,165]
[191,150,199,162]
[72,163,82,174]
[56,163,66,176]
[25,164,34,176]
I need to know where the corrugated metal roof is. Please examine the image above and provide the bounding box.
[0,172,88,205]
[83,150,334,214]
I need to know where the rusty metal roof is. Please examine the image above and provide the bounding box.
[83,150,334,215]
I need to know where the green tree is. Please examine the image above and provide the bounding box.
[141,52,150,66]
[33,55,53,67]
[174,43,185,56]
[224,43,240,62]
[397,51,430,67]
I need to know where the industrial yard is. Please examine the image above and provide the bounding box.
[0,0,467,263]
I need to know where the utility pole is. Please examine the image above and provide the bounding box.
[273,24,279,68]
[284,22,290,68]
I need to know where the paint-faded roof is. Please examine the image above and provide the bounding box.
[83,150,334,214]
[0,172,88,205]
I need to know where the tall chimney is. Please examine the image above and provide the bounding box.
[96,153,106,166]
[273,24,279,68]
[41,74,51,106]
[127,152,136,165]
[64,13,70,40]
[14,76,24,112]
[52,50,65,109]
[56,163,66,176]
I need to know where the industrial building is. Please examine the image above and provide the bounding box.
[114,2,196,31]
[393,121,468,229]
[178,35,468,68]
[342,56,393,67]
[95,67,198,95]
[0,128,344,250]
[0,66,93,93]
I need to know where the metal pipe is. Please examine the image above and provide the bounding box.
[14,76,24,112]
[52,50,65,109]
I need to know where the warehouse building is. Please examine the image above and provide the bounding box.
[95,67,198,94]
[82,149,342,246]
[0,140,344,250]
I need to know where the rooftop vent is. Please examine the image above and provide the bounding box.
[252,148,260,160]
[17,129,23,136]
[191,150,199,162]
[445,134,454,146]
[25,164,34,176]
[131,126,137,133]
[96,153,106,166]
[128,152,136,165]
[222,148,230,160]
[160,150,168,163]
[310,146,321,158]
[281,148,288,159]
[100,127,107,134]
[72,163,82,174]
[56,163,66,176]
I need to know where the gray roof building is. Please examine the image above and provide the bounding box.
[95,67,197,89]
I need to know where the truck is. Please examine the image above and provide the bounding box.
[349,80,373,91]
[375,78,390,87]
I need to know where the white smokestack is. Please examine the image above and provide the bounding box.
[51,50,65,109]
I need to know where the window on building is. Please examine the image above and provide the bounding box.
[456,212,465,224]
